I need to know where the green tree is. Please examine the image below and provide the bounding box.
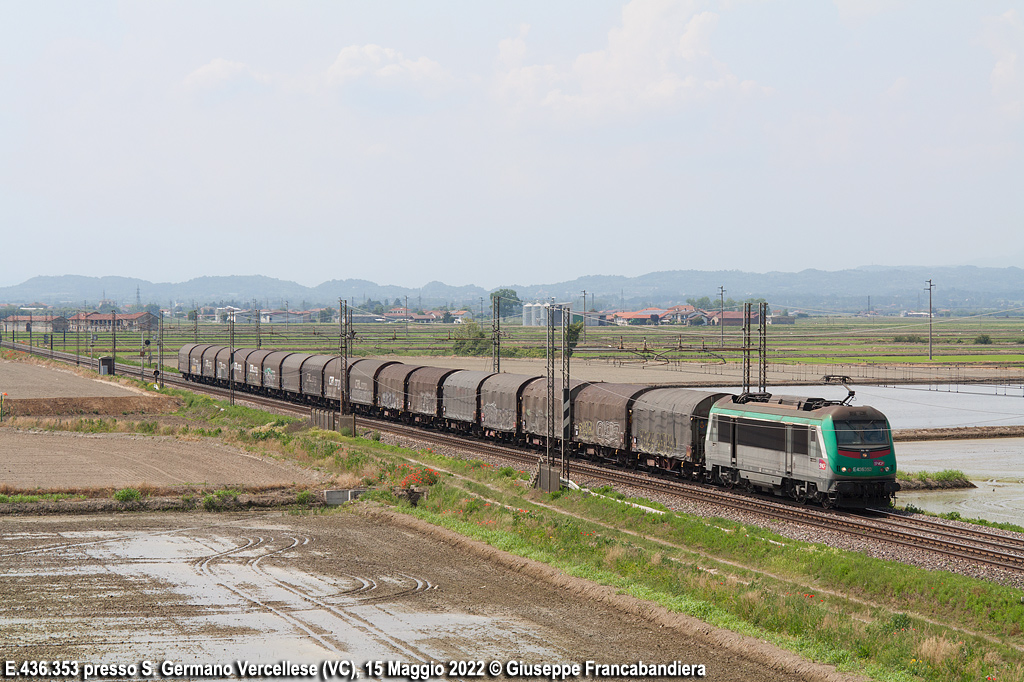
[187,310,197,321]
[318,308,333,323]
[489,288,523,319]
[566,321,584,357]
[453,322,489,356]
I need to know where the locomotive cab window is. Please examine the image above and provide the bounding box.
[833,420,889,446]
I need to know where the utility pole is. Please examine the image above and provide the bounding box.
[75,311,80,366]
[405,295,409,339]
[543,302,571,487]
[339,299,351,416]
[344,296,348,419]
[719,286,726,347]
[492,295,500,373]
[928,279,935,354]
[758,302,768,393]
[110,309,117,374]
[560,304,570,484]
[581,290,587,343]
[157,314,164,388]
[742,303,752,394]
[229,318,235,406]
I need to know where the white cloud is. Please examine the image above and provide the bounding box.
[183,58,261,90]
[494,0,769,122]
[981,10,1024,120]
[326,44,453,94]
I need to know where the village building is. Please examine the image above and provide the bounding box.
[2,315,69,334]
[68,312,158,332]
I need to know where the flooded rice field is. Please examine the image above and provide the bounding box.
[0,512,802,682]
[895,439,1024,526]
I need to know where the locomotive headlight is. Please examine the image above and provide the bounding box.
[840,466,848,473]
[885,467,891,472]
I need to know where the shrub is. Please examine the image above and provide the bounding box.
[215,488,239,503]
[893,334,925,343]
[296,490,315,506]
[202,495,219,511]
[974,333,992,344]
[113,488,141,503]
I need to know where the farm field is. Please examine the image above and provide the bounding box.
[12,315,1022,386]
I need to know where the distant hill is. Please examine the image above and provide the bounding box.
[1,266,1022,313]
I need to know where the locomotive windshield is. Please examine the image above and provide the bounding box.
[833,420,889,446]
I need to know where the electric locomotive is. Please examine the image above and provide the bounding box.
[705,394,899,508]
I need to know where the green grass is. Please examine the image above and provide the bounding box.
[0,492,82,504]
[113,487,142,502]
[896,469,973,485]
[395,480,1023,682]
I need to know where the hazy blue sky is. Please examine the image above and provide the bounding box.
[2,1,1021,289]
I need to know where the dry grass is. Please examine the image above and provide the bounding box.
[917,635,960,666]
[332,472,363,488]
[603,544,626,567]
[739,589,762,610]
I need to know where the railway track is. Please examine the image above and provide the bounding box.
[6,340,1024,574]
[356,418,1024,574]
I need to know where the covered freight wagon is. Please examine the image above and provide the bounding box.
[520,376,590,444]
[377,364,423,412]
[348,359,399,407]
[631,388,728,472]
[441,370,495,428]
[573,383,657,455]
[479,373,539,436]
[406,367,459,419]
[297,354,335,402]
[244,350,274,388]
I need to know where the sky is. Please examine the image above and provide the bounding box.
[1,1,1022,290]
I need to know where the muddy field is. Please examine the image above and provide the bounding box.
[0,511,854,682]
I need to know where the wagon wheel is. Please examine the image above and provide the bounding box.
[794,487,808,505]
[722,471,736,489]
[820,495,834,510]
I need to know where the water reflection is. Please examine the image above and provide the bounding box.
[893,439,1024,525]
